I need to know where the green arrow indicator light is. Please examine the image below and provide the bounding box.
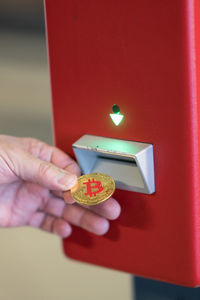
[110,113,124,126]
[110,104,124,126]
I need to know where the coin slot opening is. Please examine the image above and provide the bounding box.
[73,148,144,190]
[97,155,137,165]
[92,156,144,189]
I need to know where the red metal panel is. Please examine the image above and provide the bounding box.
[45,0,200,286]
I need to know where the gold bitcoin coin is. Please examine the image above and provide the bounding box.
[70,173,115,206]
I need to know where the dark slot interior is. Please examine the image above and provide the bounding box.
[97,155,136,165]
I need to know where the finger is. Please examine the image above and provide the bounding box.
[41,196,65,217]
[51,187,77,205]
[22,138,80,175]
[29,203,73,238]
[30,213,72,238]
[63,190,76,204]
[88,197,121,220]
[52,219,72,238]
[14,150,77,191]
[51,147,81,176]
[63,204,109,235]
[39,197,111,236]
[26,139,81,177]
[29,212,45,228]
[41,195,120,222]
[51,190,76,204]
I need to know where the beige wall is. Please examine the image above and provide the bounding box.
[0,30,132,300]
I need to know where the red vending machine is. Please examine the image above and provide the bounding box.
[45,0,200,287]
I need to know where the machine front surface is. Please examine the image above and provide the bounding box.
[45,0,200,286]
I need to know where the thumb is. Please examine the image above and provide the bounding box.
[16,151,77,191]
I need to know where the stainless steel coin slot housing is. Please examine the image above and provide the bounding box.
[72,135,155,194]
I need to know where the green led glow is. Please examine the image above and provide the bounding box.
[110,113,124,126]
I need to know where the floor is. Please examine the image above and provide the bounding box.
[0,30,132,300]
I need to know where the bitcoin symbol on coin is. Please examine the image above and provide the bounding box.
[83,178,103,197]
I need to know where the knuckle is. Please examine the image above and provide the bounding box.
[38,162,53,178]
[27,138,43,157]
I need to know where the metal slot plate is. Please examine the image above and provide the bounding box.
[72,134,155,194]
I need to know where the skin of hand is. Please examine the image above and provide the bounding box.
[0,135,121,238]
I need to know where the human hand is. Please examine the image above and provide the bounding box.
[0,135,120,237]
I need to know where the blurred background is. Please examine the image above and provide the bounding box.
[0,1,132,299]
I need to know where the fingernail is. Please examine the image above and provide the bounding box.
[57,172,77,190]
